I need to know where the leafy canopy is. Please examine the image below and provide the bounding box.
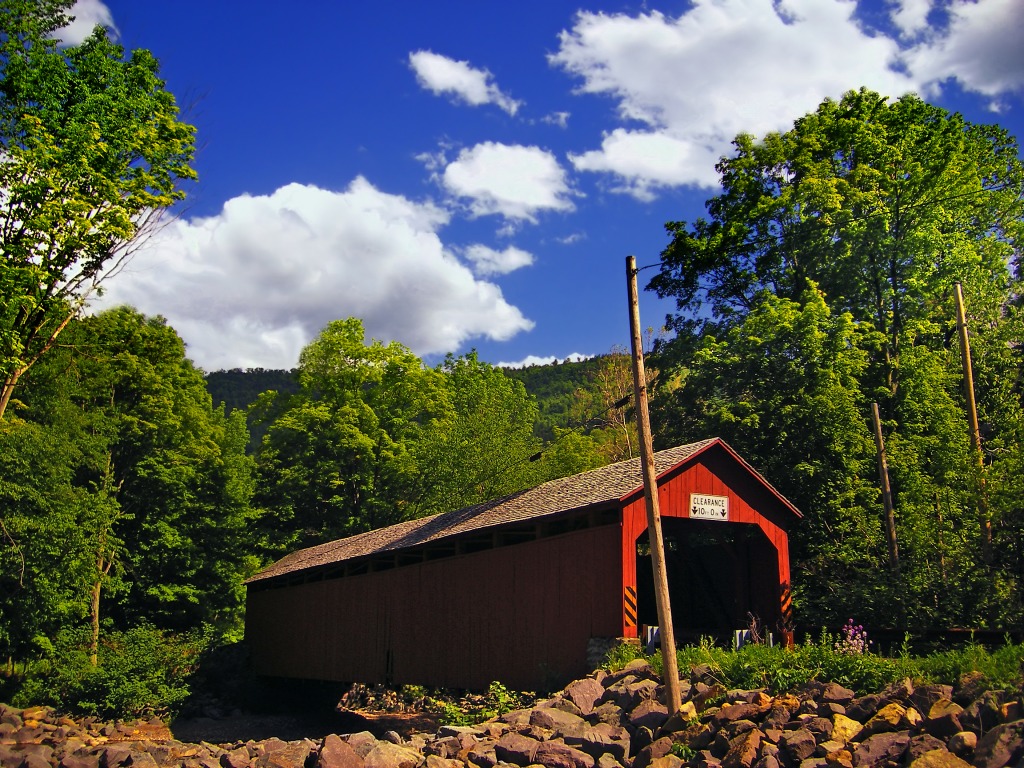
[0,0,196,417]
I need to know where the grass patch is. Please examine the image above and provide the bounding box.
[605,632,1024,696]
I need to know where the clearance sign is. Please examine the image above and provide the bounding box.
[689,493,729,521]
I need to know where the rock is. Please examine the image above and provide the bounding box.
[913,686,955,714]
[633,738,673,768]
[659,703,698,735]
[819,685,855,708]
[347,734,380,760]
[781,729,817,762]
[596,755,625,768]
[100,745,134,768]
[464,743,496,768]
[565,680,606,717]
[971,720,1024,768]
[320,734,365,768]
[861,703,907,737]
[221,745,253,768]
[256,742,312,768]
[423,757,460,768]
[531,709,589,739]
[852,731,910,768]
[925,701,965,740]
[495,734,541,766]
[60,753,102,768]
[947,733,976,760]
[906,734,947,762]
[630,700,670,733]
[722,728,763,768]
[648,756,683,768]
[383,732,404,746]
[961,694,1003,735]
[533,741,595,768]
[753,754,780,768]
[823,749,854,768]
[714,703,772,729]
[845,696,883,724]
[565,724,630,763]
[908,750,972,768]
[831,715,863,746]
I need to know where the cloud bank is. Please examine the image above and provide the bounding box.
[92,180,534,370]
[550,0,1024,197]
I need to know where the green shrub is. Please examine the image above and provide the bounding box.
[12,624,209,719]
[603,631,1024,697]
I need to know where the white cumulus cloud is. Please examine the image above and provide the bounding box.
[462,244,535,277]
[57,0,118,45]
[409,50,522,115]
[441,142,576,223]
[550,0,1022,199]
[497,353,592,369]
[903,0,1024,104]
[91,179,534,371]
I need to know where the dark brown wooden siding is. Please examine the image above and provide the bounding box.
[246,523,623,692]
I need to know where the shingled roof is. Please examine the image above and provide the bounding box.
[248,437,796,584]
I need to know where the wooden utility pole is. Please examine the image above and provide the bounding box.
[871,402,900,576]
[626,255,682,714]
[954,282,992,555]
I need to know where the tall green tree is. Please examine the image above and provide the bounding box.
[8,308,258,651]
[649,89,1024,628]
[254,318,447,551]
[0,1,196,418]
[414,352,544,514]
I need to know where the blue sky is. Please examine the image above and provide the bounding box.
[67,0,1024,372]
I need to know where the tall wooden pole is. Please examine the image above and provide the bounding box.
[954,282,992,556]
[871,402,900,576]
[626,255,682,713]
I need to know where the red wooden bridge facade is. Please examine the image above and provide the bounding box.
[245,438,801,691]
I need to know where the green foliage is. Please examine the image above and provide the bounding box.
[602,640,647,670]
[2,308,258,666]
[649,88,1024,630]
[10,624,207,719]
[0,1,196,417]
[431,681,532,726]
[671,742,696,761]
[414,352,544,514]
[605,636,1024,697]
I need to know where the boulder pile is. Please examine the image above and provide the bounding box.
[3,659,1024,768]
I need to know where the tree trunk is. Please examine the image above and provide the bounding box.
[89,577,100,667]
[0,368,24,421]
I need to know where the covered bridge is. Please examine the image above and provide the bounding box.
[245,438,801,692]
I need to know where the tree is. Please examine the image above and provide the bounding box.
[10,308,258,648]
[652,89,1022,370]
[0,1,196,418]
[649,89,1024,628]
[414,352,543,514]
[254,318,448,550]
